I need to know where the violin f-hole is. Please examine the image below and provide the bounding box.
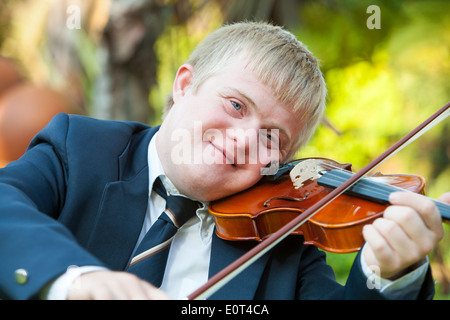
[263,194,310,207]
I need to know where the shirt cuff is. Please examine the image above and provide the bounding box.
[41,265,108,300]
[360,246,428,299]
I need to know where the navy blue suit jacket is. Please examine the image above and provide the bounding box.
[0,114,435,300]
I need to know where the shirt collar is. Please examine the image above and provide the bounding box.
[148,132,213,242]
[147,132,185,197]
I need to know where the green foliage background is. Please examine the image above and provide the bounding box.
[150,0,450,298]
[1,0,448,299]
[294,0,450,299]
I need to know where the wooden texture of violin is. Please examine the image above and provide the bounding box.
[209,157,425,253]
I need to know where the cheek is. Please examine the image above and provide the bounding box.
[257,144,281,165]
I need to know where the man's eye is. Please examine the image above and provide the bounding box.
[262,129,280,150]
[231,101,242,111]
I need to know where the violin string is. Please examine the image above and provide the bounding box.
[290,159,450,219]
[322,170,423,201]
[318,170,450,219]
[318,170,391,204]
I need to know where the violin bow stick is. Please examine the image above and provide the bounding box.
[186,102,450,300]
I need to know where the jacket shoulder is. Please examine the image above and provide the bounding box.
[30,113,151,157]
[32,113,150,142]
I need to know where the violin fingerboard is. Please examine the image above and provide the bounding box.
[318,170,450,222]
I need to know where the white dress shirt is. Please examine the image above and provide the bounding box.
[44,132,428,300]
[140,133,214,299]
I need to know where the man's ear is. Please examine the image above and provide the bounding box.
[173,64,194,103]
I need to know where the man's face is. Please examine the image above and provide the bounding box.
[157,58,301,201]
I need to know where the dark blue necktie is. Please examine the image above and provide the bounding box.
[127,177,200,287]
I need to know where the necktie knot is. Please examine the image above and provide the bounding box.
[154,177,201,227]
[165,195,201,228]
[126,176,201,286]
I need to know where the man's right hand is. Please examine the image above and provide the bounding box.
[67,270,171,300]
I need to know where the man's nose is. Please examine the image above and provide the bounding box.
[228,127,259,149]
[226,125,260,165]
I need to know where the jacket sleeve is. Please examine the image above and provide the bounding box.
[342,250,435,299]
[0,113,105,300]
[293,242,390,299]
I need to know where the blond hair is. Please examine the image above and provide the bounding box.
[164,21,326,160]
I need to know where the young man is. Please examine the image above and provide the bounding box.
[0,22,447,300]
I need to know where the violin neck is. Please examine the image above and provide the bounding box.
[318,170,450,223]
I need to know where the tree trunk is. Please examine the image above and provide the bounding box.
[92,0,169,123]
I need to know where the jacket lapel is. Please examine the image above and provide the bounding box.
[86,127,159,270]
[85,123,272,295]
[207,232,271,300]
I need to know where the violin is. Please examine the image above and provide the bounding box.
[187,102,449,300]
[209,157,450,253]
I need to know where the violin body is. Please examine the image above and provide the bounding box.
[209,157,426,253]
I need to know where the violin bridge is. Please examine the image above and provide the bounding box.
[289,159,321,189]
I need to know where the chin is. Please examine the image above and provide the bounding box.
[177,172,237,202]
[171,161,262,201]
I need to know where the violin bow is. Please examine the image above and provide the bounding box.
[187,102,450,300]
